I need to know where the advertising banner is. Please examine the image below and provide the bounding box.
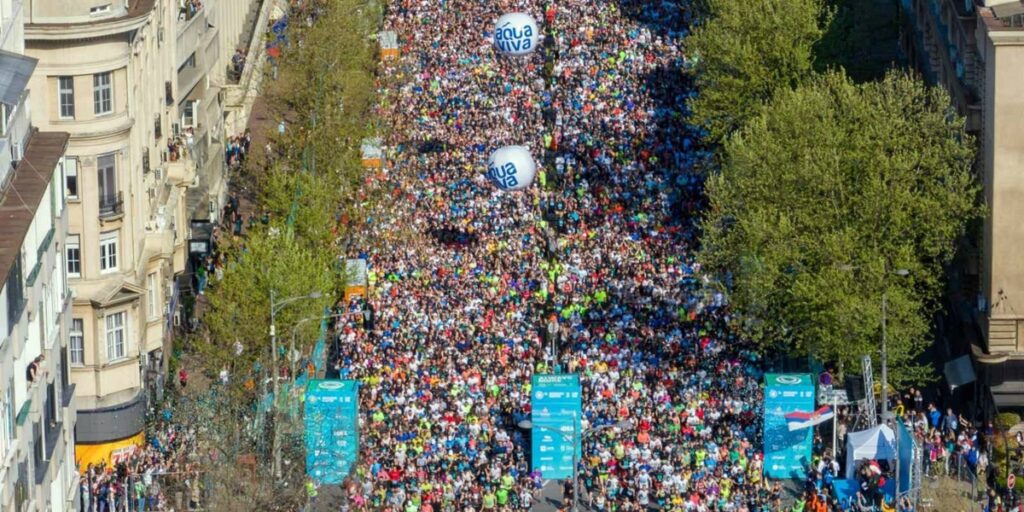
[897,419,914,495]
[763,373,815,480]
[530,374,582,480]
[304,380,359,484]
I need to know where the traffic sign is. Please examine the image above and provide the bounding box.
[1009,473,1016,490]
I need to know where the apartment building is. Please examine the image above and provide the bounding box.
[20,0,276,470]
[898,0,1024,406]
[0,3,77,511]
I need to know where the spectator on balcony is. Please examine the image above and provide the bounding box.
[167,137,181,162]
[179,0,201,21]
[184,128,195,155]
[26,355,43,383]
[231,49,247,80]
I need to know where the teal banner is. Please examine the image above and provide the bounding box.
[530,374,582,479]
[305,380,359,484]
[763,373,815,479]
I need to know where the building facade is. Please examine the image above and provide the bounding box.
[0,4,76,511]
[898,0,1024,406]
[24,0,189,465]
[21,0,276,471]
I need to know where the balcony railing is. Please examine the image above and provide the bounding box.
[99,191,124,218]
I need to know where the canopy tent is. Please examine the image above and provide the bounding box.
[845,424,896,477]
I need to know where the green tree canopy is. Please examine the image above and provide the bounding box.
[686,0,828,143]
[700,71,981,385]
[199,226,338,374]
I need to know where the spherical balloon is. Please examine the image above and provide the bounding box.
[485,146,537,191]
[493,13,540,56]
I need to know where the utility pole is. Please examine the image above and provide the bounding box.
[881,291,888,421]
[270,289,281,481]
[269,290,322,481]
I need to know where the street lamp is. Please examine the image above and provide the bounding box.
[880,268,909,423]
[269,289,323,481]
[839,264,910,498]
[518,416,632,511]
[836,264,909,421]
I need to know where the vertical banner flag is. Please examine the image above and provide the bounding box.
[305,380,359,484]
[763,373,815,480]
[531,374,582,479]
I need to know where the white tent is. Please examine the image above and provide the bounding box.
[844,424,897,477]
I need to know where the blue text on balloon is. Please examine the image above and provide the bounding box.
[486,162,519,189]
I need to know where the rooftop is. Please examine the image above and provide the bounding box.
[26,0,156,30]
[980,1,1024,31]
[0,130,70,284]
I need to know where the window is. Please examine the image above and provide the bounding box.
[5,255,24,337]
[58,76,75,119]
[147,272,159,319]
[1,384,13,460]
[66,235,81,278]
[93,72,112,115]
[99,231,118,273]
[70,319,84,365]
[64,157,78,198]
[97,153,117,213]
[181,100,195,127]
[89,4,110,15]
[105,311,126,361]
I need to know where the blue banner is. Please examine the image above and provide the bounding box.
[763,373,815,480]
[530,374,582,479]
[305,380,359,484]
[897,420,913,495]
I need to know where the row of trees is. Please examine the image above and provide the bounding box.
[689,0,982,384]
[176,0,383,508]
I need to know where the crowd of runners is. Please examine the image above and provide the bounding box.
[322,0,779,510]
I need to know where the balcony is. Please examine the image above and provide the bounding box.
[176,1,219,70]
[0,90,32,189]
[177,4,208,66]
[98,191,124,219]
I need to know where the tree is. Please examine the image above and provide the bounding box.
[700,71,981,385]
[199,226,339,376]
[686,0,828,143]
[176,0,384,502]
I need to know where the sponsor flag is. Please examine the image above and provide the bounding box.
[785,406,834,431]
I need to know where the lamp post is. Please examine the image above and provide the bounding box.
[879,268,909,423]
[518,416,632,511]
[837,264,909,422]
[839,263,909,497]
[269,289,323,481]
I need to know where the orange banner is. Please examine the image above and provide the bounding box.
[75,433,145,472]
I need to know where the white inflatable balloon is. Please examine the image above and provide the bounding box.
[493,13,540,56]
[486,146,537,191]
